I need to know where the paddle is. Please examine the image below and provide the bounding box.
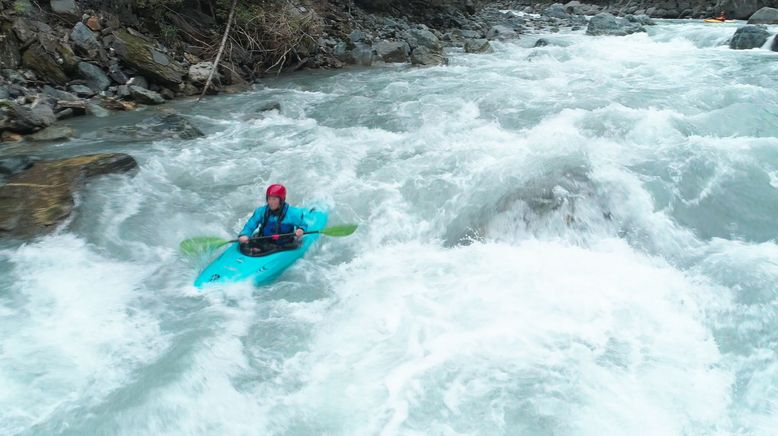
[180,224,358,257]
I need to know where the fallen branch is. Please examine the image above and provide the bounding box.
[197,0,238,103]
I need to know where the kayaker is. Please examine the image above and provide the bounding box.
[238,184,306,255]
[714,11,727,21]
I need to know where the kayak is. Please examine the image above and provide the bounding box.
[703,19,736,23]
[194,206,328,288]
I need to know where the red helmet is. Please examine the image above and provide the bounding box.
[266,184,287,201]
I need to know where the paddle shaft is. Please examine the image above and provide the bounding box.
[230,230,321,244]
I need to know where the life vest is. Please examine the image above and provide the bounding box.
[258,203,295,244]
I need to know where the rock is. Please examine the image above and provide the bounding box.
[86,102,109,117]
[129,85,165,104]
[158,87,175,100]
[55,108,74,119]
[43,85,78,101]
[0,153,137,238]
[748,7,778,24]
[70,22,102,58]
[487,25,518,40]
[99,98,136,111]
[718,0,778,19]
[534,38,549,47]
[0,86,8,100]
[545,3,569,19]
[116,84,131,99]
[37,34,78,74]
[11,18,36,44]
[50,0,79,16]
[108,63,129,84]
[627,14,656,25]
[464,38,493,53]
[21,44,68,85]
[188,62,220,83]
[349,30,368,44]
[68,84,95,97]
[403,28,442,50]
[374,40,410,62]
[27,126,75,142]
[1,99,56,133]
[0,156,36,175]
[112,30,185,85]
[1,131,24,142]
[1,28,22,69]
[77,62,111,91]
[258,101,281,112]
[351,42,375,66]
[730,25,770,49]
[86,16,102,31]
[127,76,149,89]
[410,46,445,66]
[586,13,645,36]
[104,113,203,141]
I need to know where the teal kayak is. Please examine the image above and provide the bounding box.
[194,206,328,288]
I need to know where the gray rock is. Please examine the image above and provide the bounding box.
[77,62,111,91]
[116,84,131,99]
[129,85,165,104]
[0,86,8,100]
[12,18,36,43]
[188,62,220,83]
[43,85,78,101]
[104,113,203,140]
[27,126,75,142]
[487,25,518,40]
[730,25,770,49]
[70,22,101,57]
[748,7,778,24]
[349,30,368,44]
[374,40,410,63]
[403,28,442,50]
[112,30,185,85]
[627,14,656,25]
[545,3,569,19]
[351,42,374,66]
[534,38,549,47]
[86,102,109,117]
[55,108,74,119]
[108,63,128,84]
[127,76,149,89]
[68,84,95,97]
[410,46,445,66]
[586,13,645,36]
[1,99,56,133]
[464,38,493,53]
[50,0,79,15]
[0,156,36,176]
[1,30,22,69]
[257,101,281,112]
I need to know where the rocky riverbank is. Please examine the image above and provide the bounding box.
[1,0,778,238]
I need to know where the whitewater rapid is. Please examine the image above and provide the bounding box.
[2,20,777,435]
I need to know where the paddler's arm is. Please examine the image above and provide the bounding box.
[238,206,266,243]
[288,206,307,238]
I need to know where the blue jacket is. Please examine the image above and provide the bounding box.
[239,204,307,242]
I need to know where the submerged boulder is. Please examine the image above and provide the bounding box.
[729,25,770,49]
[464,38,493,54]
[0,153,137,237]
[586,13,645,36]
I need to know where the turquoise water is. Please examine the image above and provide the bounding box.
[2,20,778,435]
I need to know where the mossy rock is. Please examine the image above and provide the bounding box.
[22,44,69,85]
[112,30,185,85]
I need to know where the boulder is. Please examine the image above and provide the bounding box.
[102,113,204,141]
[50,0,79,16]
[0,153,137,238]
[70,22,102,58]
[108,62,129,84]
[129,85,165,104]
[112,30,185,85]
[43,85,79,101]
[0,25,22,69]
[27,126,75,142]
[0,156,36,176]
[68,84,95,97]
[11,18,37,44]
[402,28,442,50]
[586,13,645,36]
[464,38,493,53]
[21,44,69,85]
[188,62,220,83]
[374,40,410,62]
[747,7,778,23]
[38,34,78,73]
[718,0,778,20]
[410,46,445,66]
[545,3,569,19]
[729,25,770,49]
[487,25,518,40]
[77,61,111,91]
[627,14,656,25]
[0,99,56,133]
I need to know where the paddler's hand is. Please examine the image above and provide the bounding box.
[238,236,249,243]
[295,229,304,238]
